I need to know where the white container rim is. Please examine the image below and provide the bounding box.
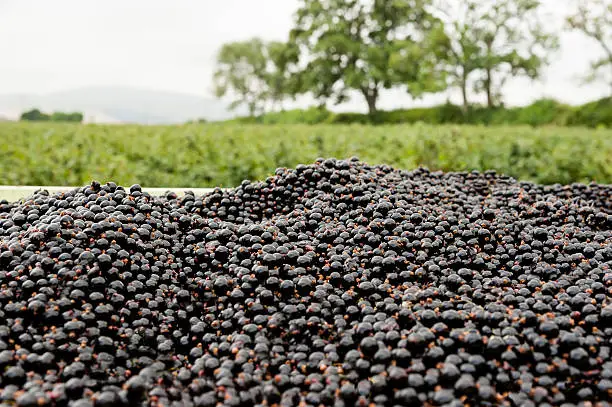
[0,186,220,201]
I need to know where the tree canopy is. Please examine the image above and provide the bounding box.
[214,39,298,116]
[211,0,597,114]
[431,0,558,108]
[20,109,83,123]
[214,39,269,116]
[566,0,612,96]
[290,0,447,114]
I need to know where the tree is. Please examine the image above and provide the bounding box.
[265,41,300,111]
[51,112,83,123]
[20,109,50,121]
[213,39,269,117]
[214,39,299,116]
[291,0,446,115]
[476,0,558,108]
[20,109,83,122]
[429,1,489,110]
[566,0,612,96]
[432,0,558,108]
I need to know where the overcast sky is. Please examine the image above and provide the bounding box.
[0,0,608,111]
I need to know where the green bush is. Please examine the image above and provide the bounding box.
[486,99,572,127]
[20,109,83,123]
[567,97,612,128]
[20,109,51,122]
[463,106,499,125]
[435,103,467,124]
[318,104,467,125]
[374,108,435,124]
[51,112,84,123]
[231,98,609,128]
[0,122,610,187]
[515,99,572,126]
[228,107,333,125]
[261,107,333,124]
[326,112,372,124]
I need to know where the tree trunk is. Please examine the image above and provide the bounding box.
[602,45,612,98]
[609,63,612,98]
[248,101,257,117]
[460,68,469,112]
[485,67,493,108]
[363,88,378,116]
[461,83,469,111]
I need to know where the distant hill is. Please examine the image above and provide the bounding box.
[0,86,242,124]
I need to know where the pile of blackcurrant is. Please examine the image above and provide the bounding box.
[0,158,610,406]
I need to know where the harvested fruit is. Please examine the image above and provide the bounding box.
[0,158,610,406]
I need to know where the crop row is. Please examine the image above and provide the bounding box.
[0,122,610,187]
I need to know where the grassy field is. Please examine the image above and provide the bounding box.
[0,122,610,187]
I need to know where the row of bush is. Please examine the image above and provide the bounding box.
[1,121,610,187]
[231,97,612,128]
[20,109,83,123]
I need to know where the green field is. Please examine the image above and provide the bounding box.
[0,122,610,187]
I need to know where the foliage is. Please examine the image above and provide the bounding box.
[492,99,572,126]
[326,112,374,125]
[265,41,301,109]
[235,107,334,125]
[213,39,268,116]
[290,0,446,114]
[374,104,465,124]
[211,0,564,113]
[0,122,610,188]
[213,39,298,116]
[186,118,208,124]
[428,0,493,110]
[230,98,610,128]
[567,97,612,128]
[431,0,558,108]
[566,0,612,95]
[20,109,50,122]
[50,112,84,123]
[20,109,83,123]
